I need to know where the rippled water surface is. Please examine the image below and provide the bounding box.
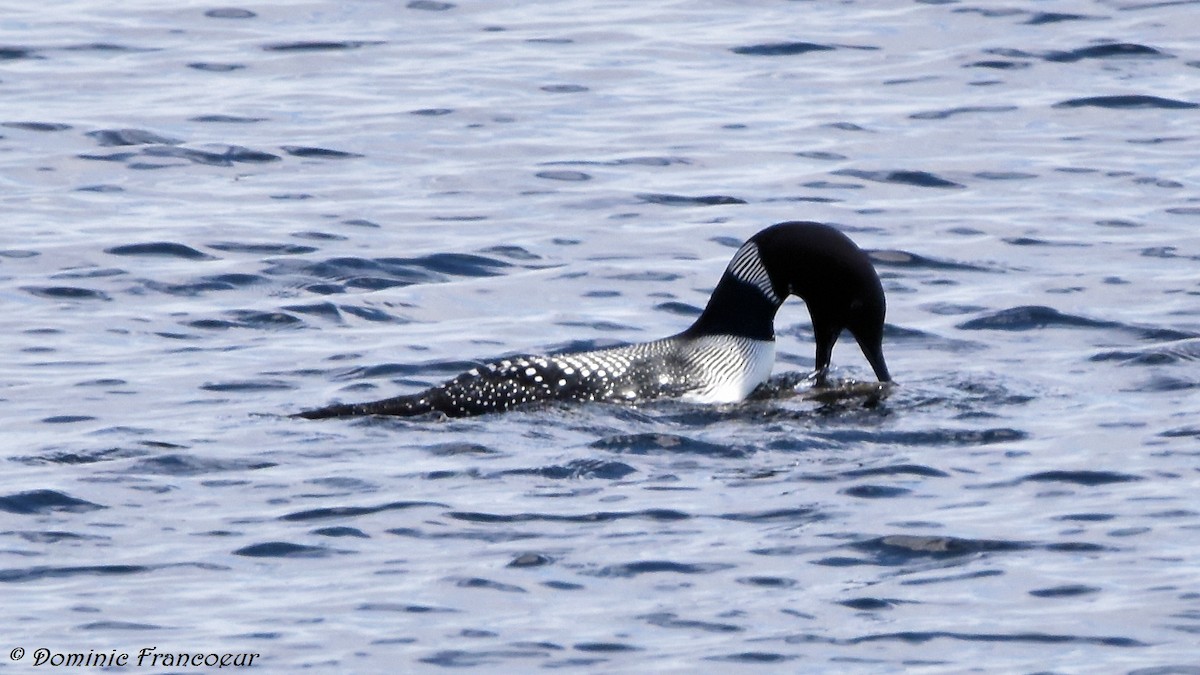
[3,1,1199,672]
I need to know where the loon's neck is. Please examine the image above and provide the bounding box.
[684,273,781,341]
[683,241,783,342]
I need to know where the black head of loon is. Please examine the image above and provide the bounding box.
[687,220,890,383]
[295,220,889,419]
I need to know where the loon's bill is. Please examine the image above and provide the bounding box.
[296,220,890,419]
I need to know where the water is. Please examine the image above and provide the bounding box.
[3,0,1199,672]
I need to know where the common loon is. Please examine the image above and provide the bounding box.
[296,221,890,419]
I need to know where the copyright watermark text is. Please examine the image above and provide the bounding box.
[10,646,259,668]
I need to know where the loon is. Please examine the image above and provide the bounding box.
[296,221,890,419]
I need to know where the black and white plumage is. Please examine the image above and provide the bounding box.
[296,221,890,419]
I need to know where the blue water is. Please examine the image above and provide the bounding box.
[3,1,1199,672]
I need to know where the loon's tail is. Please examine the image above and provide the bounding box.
[293,393,434,419]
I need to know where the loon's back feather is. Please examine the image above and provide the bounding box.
[296,220,890,420]
[295,334,771,419]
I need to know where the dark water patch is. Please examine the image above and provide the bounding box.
[654,301,701,316]
[78,151,137,162]
[312,526,369,538]
[263,253,511,291]
[958,305,1112,331]
[233,542,339,558]
[1044,43,1170,62]
[281,302,342,322]
[731,42,835,56]
[1054,512,1115,522]
[280,500,447,522]
[0,47,39,60]
[574,642,639,653]
[421,648,556,668]
[339,305,405,322]
[975,171,1038,180]
[535,170,591,181]
[801,181,861,191]
[201,379,294,392]
[450,576,526,593]
[541,84,588,93]
[42,415,97,424]
[843,630,1145,648]
[410,107,454,116]
[706,652,795,663]
[78,621,164,632]
[1003,236,1087,247]
[842,464,950,478]
[479,245,541,262]
[125,454,276,476]
[75,184,124,193]
[839,597,904,610]
[387,526,539,543]
[409,0,456,10]
[187,62,246,72]
[736,576,798,588]
[1092,338,1200,366]
[190,114,267,123]
[833,169,965,189]
[591,433,749,458]
[841,534,1033,566]
[591,560,734,578]
[965,59,1031,70]
[205,7,257,19]
[1141,245,1200,261]
[0,489,105,515]
[19,446,145,466]
[640,611,742,633]
[718,507,823,524]
[0,564,148,583]
[9,530,107,544]
[508,552,553,568]
[1025,11,1095,24]
[543,156,689,167]
[1020,470,1142,486]
[1160,426,1200,439]
[1,249,39,258]
[400,252,512,276]
[105,242,216,260]
[829,427,1025,447]
[143,274,265,296]
[359,602,457,613]
[637,193,746,206]
[796,151,848,161]
[447,508,690,524]
[187,309,305,330]
[3,121,72,132]
[499,459,637,480]
[281,145,364,159]
[63,42,158,54]
[86,128,183,146]
[141,145,233,166]
[22,286,111,301]
[1030,584,1100,598]
[841,485,912,498]
[263,41,383,52]
[910,105,1018,119]
[1054,95,1198,109]
[139,144,281,166]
